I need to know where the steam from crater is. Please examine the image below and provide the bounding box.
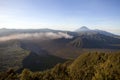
[0,32,73,42]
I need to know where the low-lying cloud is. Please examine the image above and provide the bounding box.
[0,32,73,42]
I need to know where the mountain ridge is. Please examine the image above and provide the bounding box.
[75,26,118,37]
[0,27,120,72]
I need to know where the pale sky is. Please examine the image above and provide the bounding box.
[0,0,120,35]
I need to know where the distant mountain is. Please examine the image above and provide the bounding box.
[75,26,117,37]
[0,28,63,37]
[94,29,116,36]
[0,28,120,72]
[70,33,120,49]
[75,26,90,32]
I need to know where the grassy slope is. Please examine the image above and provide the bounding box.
[0,40,30,71]
[0,52,120,80]
[0,40,67,72]
[20,52,120,80]
[69,52,120,80]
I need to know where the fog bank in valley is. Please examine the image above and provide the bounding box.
[0,32,73,42]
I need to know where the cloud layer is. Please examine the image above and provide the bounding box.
[0,32,73,42]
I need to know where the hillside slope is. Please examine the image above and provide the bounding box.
[0,40,66,72]
[0,40,30,71]
[70,33,120,49]
[1,52,120,80]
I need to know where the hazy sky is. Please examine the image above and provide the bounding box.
[0,0,120,34]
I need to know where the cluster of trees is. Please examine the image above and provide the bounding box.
[0,52,120,80]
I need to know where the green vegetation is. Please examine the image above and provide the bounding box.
[0,40,30,71]
[0,52,120,80]
[0,40,66,72]
[69,52,120,80]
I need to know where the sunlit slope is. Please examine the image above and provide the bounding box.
[23,52,120,80]
[69,52,120,80]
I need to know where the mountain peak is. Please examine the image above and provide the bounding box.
[80,26,89,30]
[75,26,90,32]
